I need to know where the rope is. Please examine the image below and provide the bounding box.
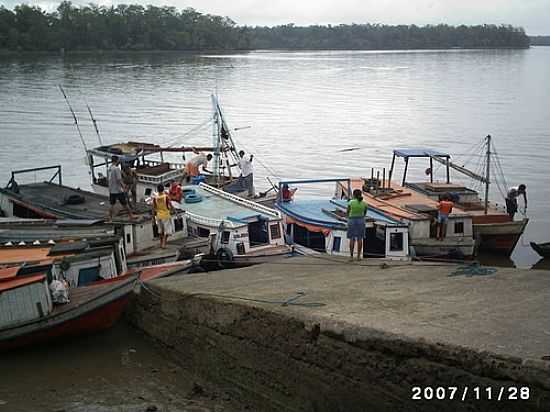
[166,116,214,147]
[448,262,497,277]
[139,280,325,307]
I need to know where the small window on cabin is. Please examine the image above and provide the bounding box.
[174,217,184,232]
[390,232,404,251]
[198,227,210,238]
[222,231,230,244]
[454,222,464,234]
[126,233,132,244]
[145,188,152,196]
[332,236,341,252]
[270,224,281,240]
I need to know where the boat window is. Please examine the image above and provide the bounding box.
[332,236,341,252]
[197,227,210,238]
[78,266,101,286]
[145,188,152,197]
[126,233,131,244]
[270,224,281,240]
[236,242,246,255]
[174,217,184,232]
[222,231,230,244]
[454,222,464,234]
[390,232,404,251]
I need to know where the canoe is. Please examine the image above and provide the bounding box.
[0,272,138,351]
[530,242,550,258]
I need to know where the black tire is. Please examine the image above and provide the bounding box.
[216,247,234,269]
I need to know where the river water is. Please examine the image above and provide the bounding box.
[1,48,549,268]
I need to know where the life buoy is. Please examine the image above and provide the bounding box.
[184,192,203,203]
[216,247,233,268]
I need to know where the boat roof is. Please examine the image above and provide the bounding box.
[393,148,450,158]
[0,182,150,223]
[276,199,401,229]
[0,274,46,293]
[89,142,163,161]
[175,185,279,225]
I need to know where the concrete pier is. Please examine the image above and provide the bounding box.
[128,257,550,411]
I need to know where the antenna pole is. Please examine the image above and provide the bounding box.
[59,85,88,152]
[86,102,103,145]
[484,135,491,215]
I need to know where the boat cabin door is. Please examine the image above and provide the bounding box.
[385,226,409,260]
[248,217,270,247]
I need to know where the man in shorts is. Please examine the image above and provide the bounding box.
[153,184,173,248]
[436,194,454,240]
[108,156,135,221]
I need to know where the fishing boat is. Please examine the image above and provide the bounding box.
[83,94,276,204]
[274,179,410,260]
[0,270,139,351]
[0,165,204,266]
[172,183,293,268]
[334,177,476,258]
[384,136,528,255]
[530,242,550,258]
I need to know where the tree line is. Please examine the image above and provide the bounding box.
[530,36,550,46]
[0,1,531,52]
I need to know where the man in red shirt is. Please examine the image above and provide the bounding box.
[437,194,454,241]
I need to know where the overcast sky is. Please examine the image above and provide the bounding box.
[2,0,549,35]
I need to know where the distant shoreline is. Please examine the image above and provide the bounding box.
[0,46,533,57]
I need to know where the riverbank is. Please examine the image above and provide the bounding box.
[128,257,550,411]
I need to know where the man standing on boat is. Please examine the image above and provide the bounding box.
[108,156,135,221]
[505,184,527,220]
[238,150,254,197]
[436,194,454,241]
[153,184,173,249]
[185,148,213,181]
[347,189,368,261]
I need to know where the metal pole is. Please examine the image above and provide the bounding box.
[484,135,491,215]
[388,154,395,189]
[382,168,386,189]
[402,157,409,186]
[429,158,433,183]
[446,157,450,184]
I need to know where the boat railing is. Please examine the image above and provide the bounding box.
[183,210,237,228]
[7,165,62,188]
[142,159,186,169]
[198,183,281,218]
[137,169,185,184]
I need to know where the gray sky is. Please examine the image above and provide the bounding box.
[2,0,549,35]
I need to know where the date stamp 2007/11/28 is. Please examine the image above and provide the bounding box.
[411,386,530,402]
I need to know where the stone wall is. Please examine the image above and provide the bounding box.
[127,285,550,412]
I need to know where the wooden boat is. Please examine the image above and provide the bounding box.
[85,94,276,205]
[0,271,138,351]
[385,139,528,255]
[275,178,410,260]
[0,166,208,266]
[173,183,293,268]
[334,180,476,258]
[530,242,550,258]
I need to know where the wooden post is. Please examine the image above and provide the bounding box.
[446,157,450,184]
[388,154,396,189]
[429,157,433,183]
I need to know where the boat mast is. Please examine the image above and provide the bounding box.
[211,95,221,184]
[484,134,491,215]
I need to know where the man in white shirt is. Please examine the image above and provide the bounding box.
[238,150,254,197]
[505,184,527,220]
[185,148,213,181]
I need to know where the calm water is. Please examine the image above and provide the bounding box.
[1,48,549,267]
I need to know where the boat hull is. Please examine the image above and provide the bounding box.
[0,275,136,351]
[410,238,476,258]
[473,218,529,255]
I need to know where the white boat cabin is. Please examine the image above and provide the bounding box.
[173,184,288,260]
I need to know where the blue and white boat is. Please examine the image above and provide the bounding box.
[274,179,410,260]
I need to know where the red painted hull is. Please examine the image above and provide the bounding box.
[0,295,130,351]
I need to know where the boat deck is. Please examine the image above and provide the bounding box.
[348,179,506,222]
[175,186,277,224]
[277,199,400,228]
[1,182,150,223]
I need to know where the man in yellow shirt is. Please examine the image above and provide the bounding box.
[152,184,173,249]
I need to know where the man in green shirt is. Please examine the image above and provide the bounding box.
[347,189,368,261]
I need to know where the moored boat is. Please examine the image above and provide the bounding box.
[385,138,528,255]
[275,178,410,260]
[530,242,550,258]
[0,271,138,351]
